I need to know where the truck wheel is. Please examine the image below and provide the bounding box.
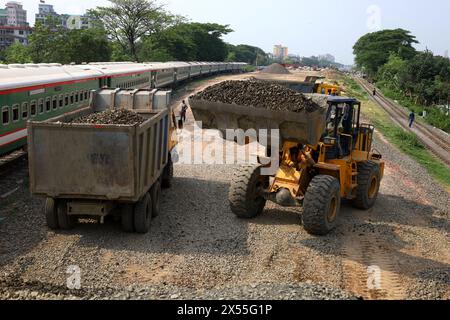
[162,156,174,189]
[134,193,152,234]
[57,201,76,230]
[353,161,381,210]
[121,204,134,233]
[303,175,341,236]
[229,165,269,219]
[150,180,162,218]
[45,198,59,230]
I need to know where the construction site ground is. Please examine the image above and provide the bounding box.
[0,72,448,300]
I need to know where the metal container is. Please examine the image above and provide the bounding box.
[188,96,328,147]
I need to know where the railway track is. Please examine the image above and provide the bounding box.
[355,77,450,167]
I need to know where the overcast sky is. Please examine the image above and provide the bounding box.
[10,0,450,65]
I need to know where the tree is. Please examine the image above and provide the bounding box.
[141,22,232,62]
[227,44,269,65]
[90,0,175,61]
[353,29,418,77]
[3,43,32,64]
[377,53,407,91]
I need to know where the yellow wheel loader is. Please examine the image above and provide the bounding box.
[189,95,384,236]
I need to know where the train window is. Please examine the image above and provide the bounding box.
[75,92,79,103]
[70,93,74,105]
[84,91,88,100]
[30,101,37,117]
[46,98,51,112]
[79,92,83,102]
[52,96,57,110]
[1,107,9,125]
[38,99,44,114]
[65,95,69,106]
[12,105,19,122]
[22,102,29,119]
[59,95,63,108]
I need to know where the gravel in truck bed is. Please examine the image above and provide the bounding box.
[191,80,321,113]
[69,109,146,125]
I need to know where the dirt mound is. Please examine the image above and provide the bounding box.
[260,63,291,75]
[70,109,146,125]
[191,80,322,113]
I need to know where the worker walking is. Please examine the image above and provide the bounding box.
[373,88,377,96]
[409,111,415,128]
[180,100,188,123]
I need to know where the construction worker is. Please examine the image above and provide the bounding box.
[180,100,188,123]
[373,88,377,96]
[409,111,416,128]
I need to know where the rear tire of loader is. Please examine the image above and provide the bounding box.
[302,175,341,236]
[121,204,135,233]
[229,165,269,219]
[353,161,381,210]
[134,193,152,234]
[57,201,76,230]
[45,198,59,230]
[150,180,162,218]
[162,156,174,189]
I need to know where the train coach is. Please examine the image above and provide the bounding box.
[0,61,247,158]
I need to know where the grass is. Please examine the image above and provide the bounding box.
[344,76,450,191]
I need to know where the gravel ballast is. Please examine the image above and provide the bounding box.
[191,80,322,113]
[69,109,146,125]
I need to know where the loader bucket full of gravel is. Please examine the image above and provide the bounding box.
[189,80,328,146]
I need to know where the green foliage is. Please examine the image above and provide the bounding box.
[141,22,232,62]
[90,0,176,61]
[353,29,418,77]
[227,44,269,65]
[3,43,32,64]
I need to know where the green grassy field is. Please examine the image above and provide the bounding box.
[344,77,450,191]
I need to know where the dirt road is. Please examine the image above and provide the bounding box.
[0,73,449,300]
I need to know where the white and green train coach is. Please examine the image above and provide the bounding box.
[0,61,247,157]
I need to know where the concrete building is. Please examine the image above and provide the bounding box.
[273,45,288,60]
[35,3,93,29]
[6,1,27,26]
[0,8,7,25]
[0,25,32,50]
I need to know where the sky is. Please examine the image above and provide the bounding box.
[9,0,450,65]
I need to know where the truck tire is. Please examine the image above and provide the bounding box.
[134,193,152,234]
[162,156,174,189]
[121,204,134,233]
[45,198,59,230]
[303,175,341,236]
[353,161,381,210]
[57,201,76,230]
[150,180,162,218]
[229,165,269,219]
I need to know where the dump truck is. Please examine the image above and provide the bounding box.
[27,89,178,234]
[189,93,384,236]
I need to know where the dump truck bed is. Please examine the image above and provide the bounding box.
[188,96,328,146]
[28,106,170,203]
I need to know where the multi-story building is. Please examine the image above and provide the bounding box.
[0,2,30,50]
[273,45,289,60]
[35,3,93,30]
[6,1,27,26]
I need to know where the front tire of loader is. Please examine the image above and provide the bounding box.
[45,198,59,230]
[353,161,381,210]
[134,193,152,234]
[229,165,269,219]
[302,175,341,236]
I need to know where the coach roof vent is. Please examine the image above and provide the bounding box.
[8,64,26,68]
[0,65,8,69]
[24,64,40,68]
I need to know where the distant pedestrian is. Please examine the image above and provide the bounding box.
[409,111,415,128]
[373,88,376,96]
[180,100,188,123]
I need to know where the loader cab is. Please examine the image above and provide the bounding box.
[323,97,361,159]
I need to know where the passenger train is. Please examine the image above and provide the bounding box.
[0,61,247,157]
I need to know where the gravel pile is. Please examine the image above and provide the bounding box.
[191,80,322,113]
[261,63,291,75]
[69,109,146,125]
